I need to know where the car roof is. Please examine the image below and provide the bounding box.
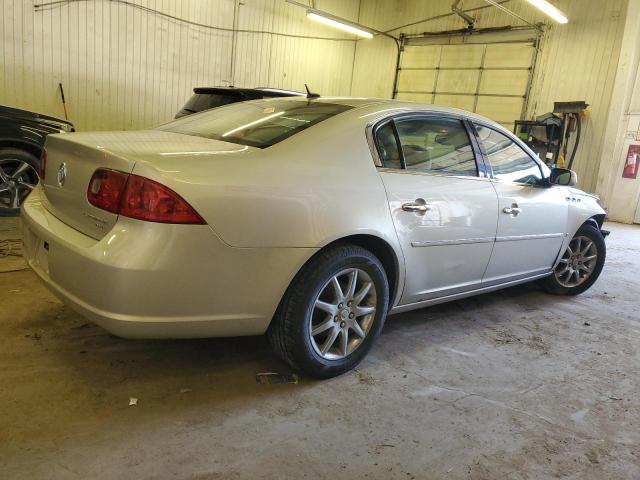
[261,96,390,108]
[185,92,499,126]
[273,96,503,126]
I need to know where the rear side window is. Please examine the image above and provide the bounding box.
[374,116,478,177]
[159,99,353,148]
[376,122,402,169]
[474,124,543,185]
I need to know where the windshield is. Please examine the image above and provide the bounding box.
[158,99,353,148]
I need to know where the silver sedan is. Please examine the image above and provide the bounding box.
[21,97,607,377]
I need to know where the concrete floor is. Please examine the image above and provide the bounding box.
[1,218,639,479]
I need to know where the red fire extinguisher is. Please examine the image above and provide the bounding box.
[623,145,640,179]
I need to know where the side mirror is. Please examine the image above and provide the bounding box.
[549,167,577,187]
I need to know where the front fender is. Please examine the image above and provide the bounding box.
[553,187,607,267]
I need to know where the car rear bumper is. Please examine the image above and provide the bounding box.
[21,186,315,339]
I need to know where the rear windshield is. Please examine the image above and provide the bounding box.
[158,99,353,148]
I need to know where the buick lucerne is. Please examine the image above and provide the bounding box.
[21,97,607,378]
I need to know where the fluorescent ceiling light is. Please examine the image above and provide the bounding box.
[285,0,378,39]
[306,12,374,38]
[525,0,568,24]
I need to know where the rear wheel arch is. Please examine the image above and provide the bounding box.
[319,234,400,309]
[280,234,401,311]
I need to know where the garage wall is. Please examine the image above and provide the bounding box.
[527,0,627,193]
[351,0,547,99]
[351,0,628,194]
[0,0,360,131]
[1,0,632,204]
[595,0,640,223]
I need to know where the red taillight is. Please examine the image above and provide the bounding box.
[39,149,47,180]
[87,169,129,213]
[87,169,205,225]
[119,174,205,224]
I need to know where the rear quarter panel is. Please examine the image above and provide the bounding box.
[132,116,401,253]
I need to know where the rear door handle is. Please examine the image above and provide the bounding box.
[402,199,432,215]
[502,204,522,216]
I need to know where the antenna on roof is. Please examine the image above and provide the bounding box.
[304,84,320,99]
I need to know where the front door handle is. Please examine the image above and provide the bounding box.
[402,199,432,215]
[502,204,522,216]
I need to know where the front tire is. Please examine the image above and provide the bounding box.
[538,223,606,295]
[268,245,389,379]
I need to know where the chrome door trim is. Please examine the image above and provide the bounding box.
[411,237,494,247]
[411,233,563,248]
[495,233,564,242]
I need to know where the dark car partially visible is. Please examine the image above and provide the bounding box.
[175,87,304,118]
[0,105,74,215]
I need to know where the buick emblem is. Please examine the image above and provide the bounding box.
[57,162,67,187]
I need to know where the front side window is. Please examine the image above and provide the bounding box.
[392,117,477,176]
[158,99,353,148]
[474,124,543,185]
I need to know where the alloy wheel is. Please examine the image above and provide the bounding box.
[554,235,598,288]
[309,268,377,360]
[0,158,38,210]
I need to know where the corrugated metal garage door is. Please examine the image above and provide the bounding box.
[395,34,538,130]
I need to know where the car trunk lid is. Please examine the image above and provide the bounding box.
[41,130,253,240]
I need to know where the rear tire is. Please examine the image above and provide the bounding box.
[538,224,606,296]
[268,245,389,379]
[0,148,40,217]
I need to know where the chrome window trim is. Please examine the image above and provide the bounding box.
[377,167,494,183]
[490,177,548,190]
[365,121,385,168]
